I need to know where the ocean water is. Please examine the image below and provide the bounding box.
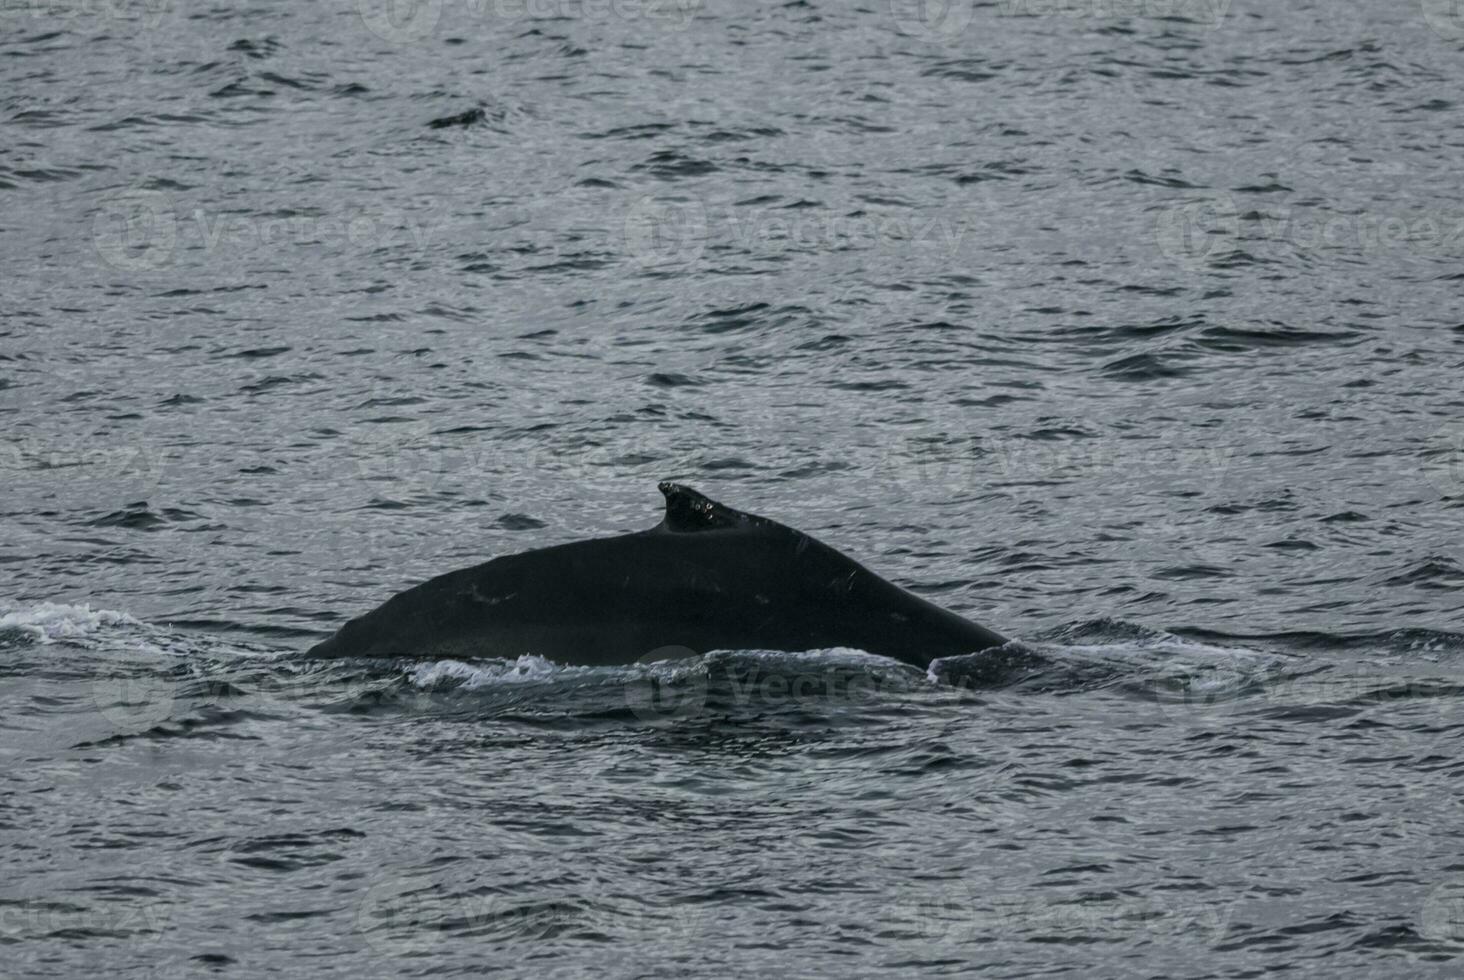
[3,0,1464,976]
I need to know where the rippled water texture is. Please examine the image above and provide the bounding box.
[3,0,1464,976]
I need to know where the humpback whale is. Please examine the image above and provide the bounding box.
[306,483,1009,670]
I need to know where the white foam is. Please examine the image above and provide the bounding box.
[720,646,894,667]
[0,602,143,644]
[1051,633,1292,699]
[1052,632,1278,667]
[408,654,566,690]
[405,646,912,691]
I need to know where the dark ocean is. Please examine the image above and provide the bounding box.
[4,0,1464,976]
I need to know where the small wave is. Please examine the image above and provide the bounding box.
[962,620,1309,705]
[409,655,574,690]
[729,646,913,671]
[379,636,1290,706]
[0,602,142,644]
[1021,623,1464,724]
[1172,625,1464,659]
[405,647,909,694]
[930,642,1055,689]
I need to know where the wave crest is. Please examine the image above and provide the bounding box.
[0,602,143,645]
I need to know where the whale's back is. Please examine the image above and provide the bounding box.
[305,484,1007,668]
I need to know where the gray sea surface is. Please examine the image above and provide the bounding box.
[3,0,1464,976]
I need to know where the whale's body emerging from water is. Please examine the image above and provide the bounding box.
[307,483,1009,670]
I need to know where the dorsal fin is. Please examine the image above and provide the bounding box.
[658,482,752,533]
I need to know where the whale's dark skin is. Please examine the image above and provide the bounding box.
[306,483,1009,670]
